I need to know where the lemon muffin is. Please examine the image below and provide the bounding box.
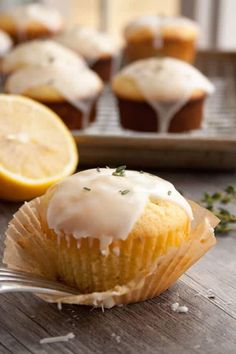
[2,39,86,75]
[112,57,214,133]
[3,167,218,307]
[55,26,120,82]
[0,3,64,44]
[5,63,103,130]
[124,15,199,63]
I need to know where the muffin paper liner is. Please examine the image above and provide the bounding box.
[3,198,219,308]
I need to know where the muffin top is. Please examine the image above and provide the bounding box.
[2,39,86,74]
[44,168,193,253]
[0,3,64,33]
[112,57,214,101]
[124,15,199,41]
[55,26,119,61]
[0,29,12,57]
[5,63,103,102]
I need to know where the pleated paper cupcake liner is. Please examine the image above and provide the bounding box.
[3,199,219,308]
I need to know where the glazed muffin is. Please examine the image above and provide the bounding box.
[112,57,214,133]
[3,168,218,307]
[55,26,120,82]
[2,39,86,75]
[5,63,103,130]
[124,15,199,64]
[0,3,64,44]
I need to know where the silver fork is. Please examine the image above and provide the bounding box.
[0,267,78,296]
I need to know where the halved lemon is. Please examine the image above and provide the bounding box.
[0,94,78,201]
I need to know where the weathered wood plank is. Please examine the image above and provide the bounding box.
[184,237,236,320]
[0,281,235,354]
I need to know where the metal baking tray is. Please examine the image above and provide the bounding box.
[73,51,236,170]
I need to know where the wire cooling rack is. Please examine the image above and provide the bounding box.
[74,51,236,169]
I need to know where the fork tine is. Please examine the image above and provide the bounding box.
[0,282,76,296]
[0,271,64,287]
[0,267,73,288]
[0,278,77,294]
[0,267,52,280]
[0,267,78,295]
[0,276,75,290]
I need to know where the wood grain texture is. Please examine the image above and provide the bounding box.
[0,170,235,354]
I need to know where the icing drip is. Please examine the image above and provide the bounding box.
[117,58,214,132]
[46,169,193,254]
[110,53,123,81]
[152,16,165,49]
[65,234,71,248]
[77,240,81,249]
[134,69,191,132]
[113,247,120,256]
[56,232,61,247]
[0,30,12,57]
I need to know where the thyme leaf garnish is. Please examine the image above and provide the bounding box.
[83,187,91,191]
[201,186,236,234]
[112,165,126,177]
[119,189,130,195]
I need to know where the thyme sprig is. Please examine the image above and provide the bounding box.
[201,186,236,234]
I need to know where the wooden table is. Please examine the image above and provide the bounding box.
[0,170,235,354]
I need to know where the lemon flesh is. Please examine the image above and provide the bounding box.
[0,94,78,201]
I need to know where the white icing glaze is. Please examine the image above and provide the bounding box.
[0,30,12,57]
[125,15,199,39]
[5,63,103,129]
[6,63,103,100]
[3,40,86,73]
[46,169,193,254]
[117,57,214,132]
[119,58,214,100]
[55,26,119,62]
[3,3,63,31]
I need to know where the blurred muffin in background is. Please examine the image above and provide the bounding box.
[0,29,13,71]
[112,57,214,133]
[55,26,120,82]
[124,15,199,64]
[5,63,103,130]
[2,39,86,75]
[0,3,64,43]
